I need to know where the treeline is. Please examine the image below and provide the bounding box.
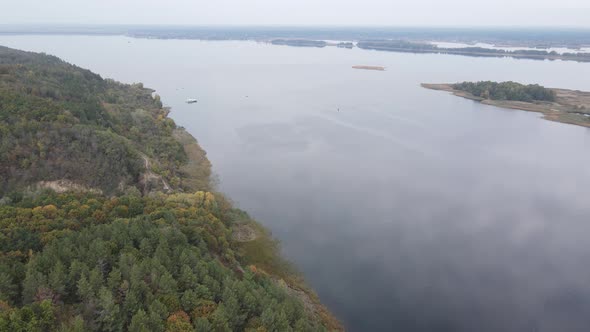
[0,46,209,196]
[270,40,327,48]
[0,191,328,331]
[357,40,436,52]
[452,81,556,102]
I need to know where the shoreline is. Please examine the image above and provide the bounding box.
[170,116,343,332]
[169,98,344,331]
[422,83,590,128]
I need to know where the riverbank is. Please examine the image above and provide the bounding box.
[422,83,590,128]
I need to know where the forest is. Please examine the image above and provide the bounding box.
[0,46,339,331]
[452,81,556,102]
[0,45,209,197]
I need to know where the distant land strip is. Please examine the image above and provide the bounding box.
[267,39,590,63]
[352,65,385,71]
[357,40,590,63]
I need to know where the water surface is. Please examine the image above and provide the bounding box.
[2,35,590,331]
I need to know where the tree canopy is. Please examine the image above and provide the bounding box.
[0,46,210,197]
[0,191,330,331]
[452,81,556,102]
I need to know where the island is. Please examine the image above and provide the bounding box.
[0,45,342,331]
[352,65,385,71]
[270,37,590,63]
[358,40,590,63]
[422,81,590,128]
[270,39,327,48]
[270,39,355,50]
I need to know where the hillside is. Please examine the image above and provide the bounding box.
[0,46,212,196]
[0,46,341,331]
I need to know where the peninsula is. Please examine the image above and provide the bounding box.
[422,81,590,128]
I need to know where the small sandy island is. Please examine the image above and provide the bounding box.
[353,65,385,71]
[422,83,590,128]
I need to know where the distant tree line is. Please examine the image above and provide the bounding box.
[270,40,327,48]
[355,40,590,62]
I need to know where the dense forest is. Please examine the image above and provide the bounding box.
[452,81,556,102]
[0,45,210,196]
[0,46,339,331]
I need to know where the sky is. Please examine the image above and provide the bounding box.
[3,0,590,27]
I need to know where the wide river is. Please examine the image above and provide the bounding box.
[3,35,590,331]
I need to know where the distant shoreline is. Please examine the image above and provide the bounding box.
[422,83,590,128]
[357,41,590,63]
[2,25,590,49]
[2,26,590,62]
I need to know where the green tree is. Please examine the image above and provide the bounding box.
[48,261,67,299]
[210,305,231,332]
[22,268,46,304]
[37,300,56,331]
[95,287,121,332]
[57,315,85,332]
[77,275,94,303]
[193,317,212,332]
[180,290,200,313]
[129,309,150,332]
[0,272,18,303]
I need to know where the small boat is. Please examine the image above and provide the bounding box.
[186,98,198,104]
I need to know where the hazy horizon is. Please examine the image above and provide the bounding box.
[3,23,590,29]
[2,0,590,28]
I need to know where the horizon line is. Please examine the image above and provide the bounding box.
[1,23,590,30]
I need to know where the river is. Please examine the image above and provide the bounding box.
[2,35,590,331]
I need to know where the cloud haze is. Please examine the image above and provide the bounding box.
[3,0,590,27]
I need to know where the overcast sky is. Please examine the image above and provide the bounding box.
[3,0,590,27]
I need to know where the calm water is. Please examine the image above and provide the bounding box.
[3,35,590,331]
